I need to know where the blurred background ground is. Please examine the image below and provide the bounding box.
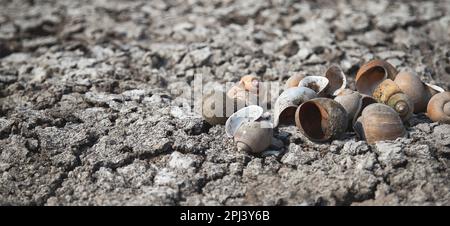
[0,0,449,205]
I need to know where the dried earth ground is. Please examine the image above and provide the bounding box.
[0,0,449,205]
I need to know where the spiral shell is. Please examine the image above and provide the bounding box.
[273,87,317,127]
[295,98,348,142]
[234,121,273,153]
[372,79,414,121]
[394,70,434,113]
[353,103,407,144]
[427,92,450,124]
[240,75,259,92]
[356,60,398,95]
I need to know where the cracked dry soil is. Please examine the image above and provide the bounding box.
[1,0,450,206]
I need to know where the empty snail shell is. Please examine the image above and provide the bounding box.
[334,89,377,130]
[273,87,317,127]
[234,121,273,153]
[356,59,398,95]
[353,103,407,144]
[373,79,414,121]
[225,105,264,137]
[295,98,348,142]
[202,90,245,125]
[240,75,259,92]
[427,92,450,124]
[226,83,259,106]
[227,82,247,99]
[394,70,434,113]
[285,73,306,89]
[298,76,329,96]
[324,65,347,96]
[354,94,378,125]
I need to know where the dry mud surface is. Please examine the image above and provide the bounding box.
[1,0,450,206]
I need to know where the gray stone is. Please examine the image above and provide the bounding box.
[189,47,212,67]
[375,142,407,168]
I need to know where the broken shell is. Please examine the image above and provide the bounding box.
[334,90,377,130]
[354,95,378,125]
[295,98,348,142]
[324,65,347,96]
[425,82,445,96]
[355,59,398,95]
[373,79,414,121]
[394,71,431,113]
[202,90,243,125]
[234,121,273,153]
[285,73,306,89]
[427,92,450,124]
[273,87,317,127]
[298,76,329,96]
[353,103,407,144]
[240,75,259,92]
[225,105,264,137]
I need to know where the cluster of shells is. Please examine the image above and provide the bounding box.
[202,60,450,154]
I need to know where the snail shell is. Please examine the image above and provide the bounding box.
[394,70,433,113]
[427,92,450,124]
[325,65,347,96]
[225,105,264,137]
[356,59,398,95]
[234,121,273,154]
[202,90,245,125]
[285,73,306,89]
[353,103,407,144]
[273,87,317,127]
[372,79,414,121]
[227,83,260,107]
[334,89,377,130]
[298,76,329,97]
[240,75,259,92]
[295,98,348,142]
[227,84,245,101]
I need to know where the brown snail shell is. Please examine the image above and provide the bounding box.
[372,79,414,121]
[202,90,245,125]
[324,65,347,96]
[394,71,433,113]
[226,84,257,106]
[353,103,407,144]
[234,121,273,154]
[285,73,306,89]
[427,92,450,124]
[227,79,270,107]
[240,75,259,92]
[355,59,398,95]
[273,87,317,127]
[354,95,378,125]
[295,98,348,142]
[334,89,377,130]
[298,76,329,97]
